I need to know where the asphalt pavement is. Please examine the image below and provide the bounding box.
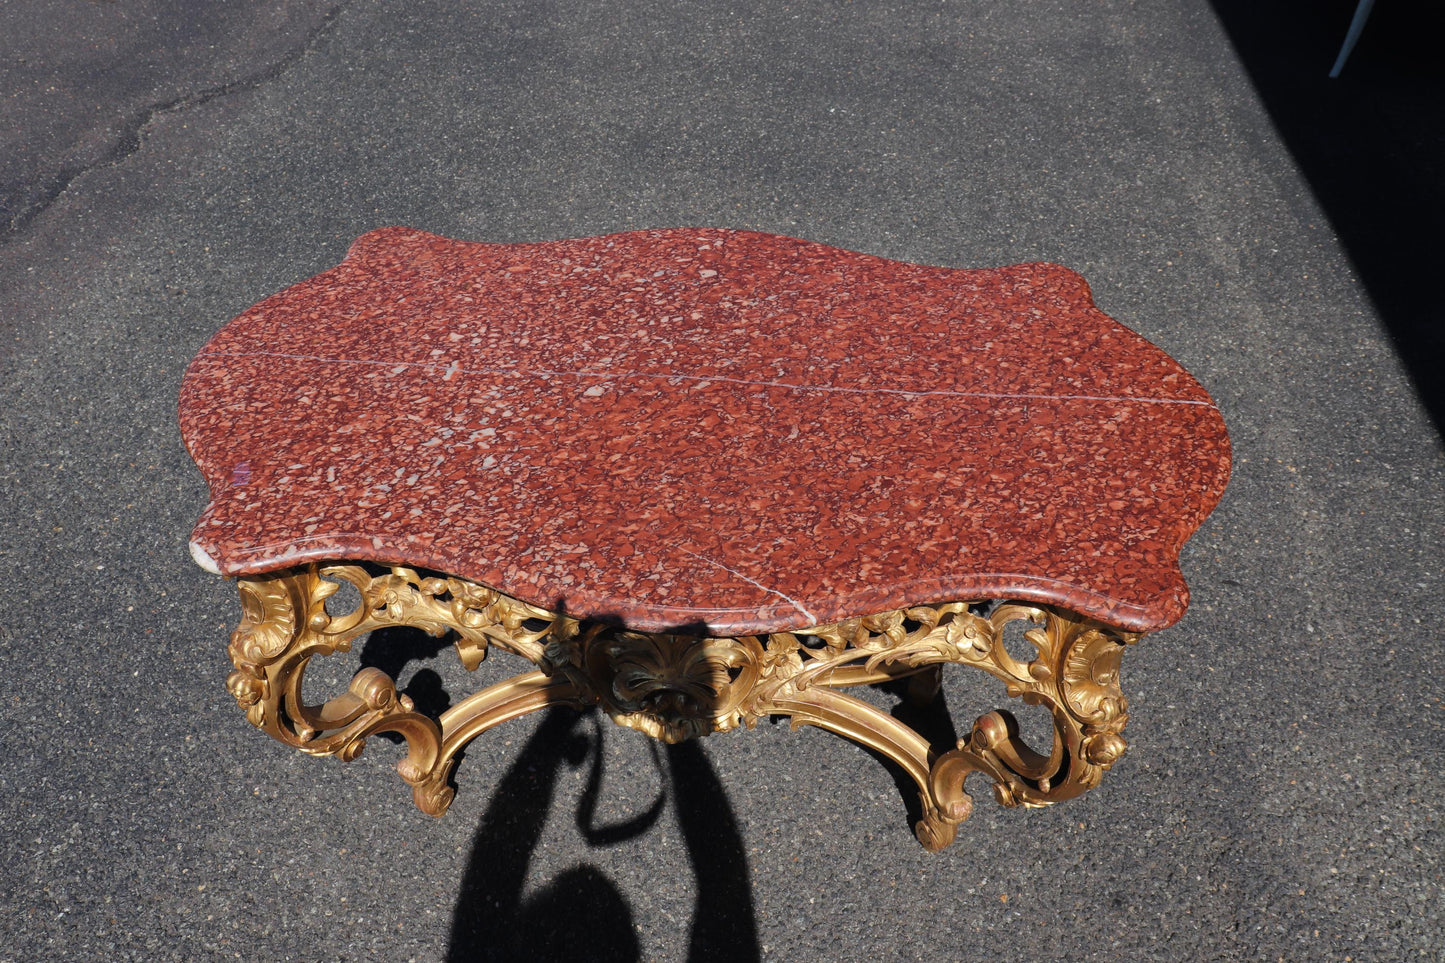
[2,2,1441,960]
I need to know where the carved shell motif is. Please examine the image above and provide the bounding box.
[1061,628,1127,725]
[230,576,297,663]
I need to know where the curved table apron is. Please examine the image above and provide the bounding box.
[181,227,1231,850]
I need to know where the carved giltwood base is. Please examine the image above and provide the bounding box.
[225,563,1140,851]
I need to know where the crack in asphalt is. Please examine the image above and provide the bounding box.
[2,1,350,243]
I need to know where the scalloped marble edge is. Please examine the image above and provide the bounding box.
[182,227,1232,636]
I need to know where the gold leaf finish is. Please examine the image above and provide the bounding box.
[224,563,1140,849]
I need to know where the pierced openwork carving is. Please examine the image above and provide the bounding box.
[544,627,763,744]
[226,563,1139,850]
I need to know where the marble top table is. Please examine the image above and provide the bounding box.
[182,228,1230,850]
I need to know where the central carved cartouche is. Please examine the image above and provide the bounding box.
[544,628,760,744]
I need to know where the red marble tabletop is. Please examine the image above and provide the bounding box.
[180,228,1230,636]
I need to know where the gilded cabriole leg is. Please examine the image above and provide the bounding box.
[223,564,1138,850]
[734,603,1138,850]
[225,563,588,816]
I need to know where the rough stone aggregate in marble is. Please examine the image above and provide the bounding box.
[180,228,1231,635]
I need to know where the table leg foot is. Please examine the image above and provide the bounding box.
[915,803,968,852]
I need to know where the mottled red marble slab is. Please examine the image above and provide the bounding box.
[180,228,1230,635]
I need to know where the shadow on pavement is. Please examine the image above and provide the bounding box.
[1207,0,1445,435]
[446,706,760,963]
[360,625,455,725]
[665,738,761,963]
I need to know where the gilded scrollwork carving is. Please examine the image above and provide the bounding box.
[222,562,1140,849]
[224,563,586,815]
[538,621,764,743]
[541,627,763,743]
[914,605,1139,849]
